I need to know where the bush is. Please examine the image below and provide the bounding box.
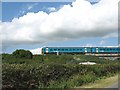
[2,53,13,60]
[12,49,33,59]
[2,63,120,89]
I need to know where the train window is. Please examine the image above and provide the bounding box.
[103,49,105,50]
[62,49,64,51]
[73,49,75,51]
[113,49,115,50]
[65,49,68,51]
[107,49,109,50]
[54,49,57,51]
[77,49,79,51]
[50,49,52,51]
[58,49,60,51]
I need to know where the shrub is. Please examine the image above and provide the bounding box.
[2,63,120,89]
[2,53,13,60]
[12,49,33,59]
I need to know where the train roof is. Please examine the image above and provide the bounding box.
[42,46,119,48]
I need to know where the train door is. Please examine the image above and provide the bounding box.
[46,48,48,53]
[85,48,87,53]
[96,48,98,53]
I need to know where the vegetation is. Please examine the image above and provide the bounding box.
[1,49,120,89]
[2,63,119,88]
[12,49,33,59]
[2,53,115,64]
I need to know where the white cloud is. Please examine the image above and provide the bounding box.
[85,44,96,47]
[18,3,38,16]
[102,32,118,39]
[30,48,42,55]
[48,7,56,12]
[19,10,25,14]
[28,6,33,10]
[27,3,38,10]
[100,40,106,45]
[1,0,119,49]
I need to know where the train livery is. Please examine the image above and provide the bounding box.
[42,46,120,54]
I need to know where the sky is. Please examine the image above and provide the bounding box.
[0,0,119,54]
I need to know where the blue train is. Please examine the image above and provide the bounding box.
[42,46,120,54]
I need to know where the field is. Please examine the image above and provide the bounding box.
[2,54,120,89]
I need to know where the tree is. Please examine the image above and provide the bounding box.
[12,49,33,59]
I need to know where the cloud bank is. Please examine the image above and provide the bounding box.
[1,0,119,49]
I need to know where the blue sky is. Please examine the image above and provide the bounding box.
[2,0,100,22]
[1,0,118,54]
[2,2,72,22]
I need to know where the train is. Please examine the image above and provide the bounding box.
[42,46,120,55]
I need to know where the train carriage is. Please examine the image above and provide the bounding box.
[42,46,120,54]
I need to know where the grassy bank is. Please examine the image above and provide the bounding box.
[78,74,119,88]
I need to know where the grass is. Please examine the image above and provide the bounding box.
[78,74,119,88]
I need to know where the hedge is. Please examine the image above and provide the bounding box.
[2,63,120,89]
